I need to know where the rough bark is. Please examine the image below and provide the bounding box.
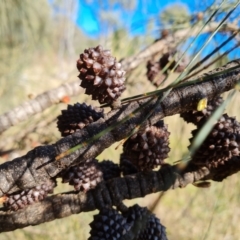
[0,81,81,134]
[1,155,239,233]
[0,59,239,197]
[0,163,209,232]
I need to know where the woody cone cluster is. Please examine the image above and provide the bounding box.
[77,45,126,105]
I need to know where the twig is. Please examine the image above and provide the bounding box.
[0,81,81,134]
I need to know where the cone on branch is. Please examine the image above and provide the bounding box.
[123,120,170,171]
[99,160,121,181]
[120,154,139,176]
[77,45,126,106]
[137,213,168,240]
[146,60,166,87]
[181,96,223,126]
[61,159,103,192]
[122,204,168,240]
[3,180,56,211]
[190,113,240,168]
[159,51,187,73]
[146,50,187,87]
[89,207,130,240]
[57,102,104,137]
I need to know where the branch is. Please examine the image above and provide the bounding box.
[0,81,81,134]
[1,155,240,233]
[0,163,209,232]
[0,59,239,197]
[0,23,238,134]
[121,22,240,72]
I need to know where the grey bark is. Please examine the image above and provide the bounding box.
[0,81,81,134]
[0,163,209,232]
[1,155,239,233]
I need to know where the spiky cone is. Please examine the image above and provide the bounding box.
[123,121,170,171]
[146,60,166,87]
[122,204,168,240]
[3,180,56,211]
[57,102,104,137]
[99,160,121,181]
[138,214,168,240]
[77,45,126,105]
[122,204,149,236]
[180,96,223,126]
[120,154,139,176]
[190,113,240,168]
[159,51,187,73]
[61,159,103,192]
[88,207,130,240]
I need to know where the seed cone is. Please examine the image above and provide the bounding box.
[4,180,56,211]
[159,51,186,73]
[190,113,240,168]
[122,204,149,236]
[146,60,166,87]
[120,154,139,176]
[146,51,186,87]
[57,102,104,137]
[181,96,223,126]
[123,204,168,240]
[138,214,168,240]
[123,121,170,171]
[61,159,103,192]
[99,160,121,181]
[77,45,126,105]
[89,208,130,240]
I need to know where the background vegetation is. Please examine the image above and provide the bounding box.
[0,0,240,239]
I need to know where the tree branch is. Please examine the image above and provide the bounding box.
[121,23,240,72]
[0,81,81,134]
[0,163,208,232]
[1,155,239,233]
[0,23,238,134]
[0,59,239,197]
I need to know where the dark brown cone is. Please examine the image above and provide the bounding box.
[89,207,130,240]
[4,180,56,211]
[77,45,126,105]
[122,204,149,236]
[146,50,187,88]
[181,96,223,126]
[61,159,103,192]
[138,214,168,240]
[57,102,104,137]
[98,160,121,181]
[190,114,240,168]
[159,51,187,73]
[123,121,170,171]
[120,154,139,176]
[122,204,168,240]
[146,60,166,87]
